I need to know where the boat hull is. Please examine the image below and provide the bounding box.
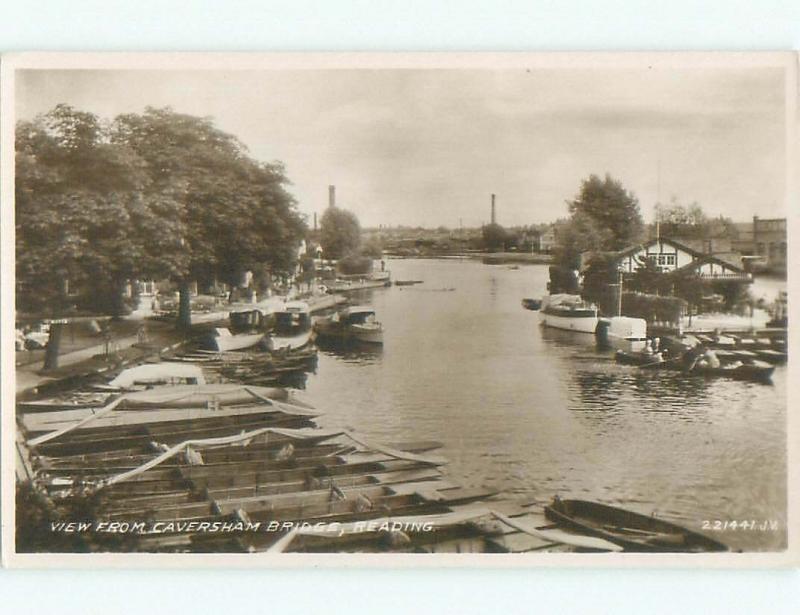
[544,498,729,553]
[539,311,599,334]
[205,331,265,352]
[689,363,774,383]
[315,323,383,345]
[268,330,313,352]
[350,325,383,344]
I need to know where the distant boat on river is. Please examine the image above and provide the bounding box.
[521,298,542,311]
[538,294,599,334]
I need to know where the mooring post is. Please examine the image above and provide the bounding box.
[42,320,66,371]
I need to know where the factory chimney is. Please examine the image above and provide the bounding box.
[491,193,496,225]
[313,212,317,232]
[328,185,336,209]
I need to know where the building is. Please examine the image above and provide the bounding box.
[753,217,786,273]
[615,237,751,281]
[538,226,557,253]
[730,216,786,273]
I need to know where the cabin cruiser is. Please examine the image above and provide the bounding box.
[268,301,313,352]
[538,294,599,334]
[314,306,384,344]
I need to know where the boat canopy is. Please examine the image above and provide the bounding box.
[341,305,376,316]
[279,301,310,314]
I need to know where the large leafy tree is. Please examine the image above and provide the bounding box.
[481,223,507,252]
[319,206,361,260]
[566,173,644,252]
[551,211,611,270]
[17,105,306,328]
[654,197,736,241]
[15,105,161,315]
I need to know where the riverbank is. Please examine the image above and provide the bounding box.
[477,252,554,265]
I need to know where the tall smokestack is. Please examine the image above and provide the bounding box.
[313,212,317,231]
[328,185,336,209]
[491,193,496,225]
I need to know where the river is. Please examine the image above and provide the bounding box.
[300,258,787,551]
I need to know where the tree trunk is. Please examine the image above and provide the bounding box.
[110,278,128,320]
[177,280,192,330]
[43,322,64,371]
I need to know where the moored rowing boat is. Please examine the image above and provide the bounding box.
[544,497,729,552]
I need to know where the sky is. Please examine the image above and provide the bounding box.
[15,66,788,228]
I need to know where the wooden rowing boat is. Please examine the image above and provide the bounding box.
[615,350,776,383]
[687,362,774,383]
[544,498,729,552]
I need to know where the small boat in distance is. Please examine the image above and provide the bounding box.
[521,298,542,311]
[268,301,313,352]
[314,305,384,345]
[544,497,729,553]
[538,294,599,334]
[395,280,424,287]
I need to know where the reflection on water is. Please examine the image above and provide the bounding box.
[301,259,787,551]
[315,339,384,364]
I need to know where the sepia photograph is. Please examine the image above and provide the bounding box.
[2,52,796,565]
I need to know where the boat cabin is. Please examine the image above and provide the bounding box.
[335,306,379,326]
[229,307,269,333]
[274,301,312,335]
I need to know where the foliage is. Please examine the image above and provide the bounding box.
[670,268,706,311]
[16,482,140,553]
[621,292,687,325]
[552,213,611,270]
[709,280,752,313]
[567,173,644,252]
[581,252,622,316]
[360,235,384,259]
[337,255,374,275]
[626,257,674,296]
[16,105,306,325]
[654,197,735,240]
[481,223,508,252]
[320,206,361,260]
[548,265,580,295]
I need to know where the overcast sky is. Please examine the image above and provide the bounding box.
[16,67,787,228]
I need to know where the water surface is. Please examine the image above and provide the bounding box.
[302,258,787,551]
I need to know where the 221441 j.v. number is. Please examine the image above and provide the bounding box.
[701,520,780,531]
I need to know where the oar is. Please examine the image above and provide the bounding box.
[637,354,684,370]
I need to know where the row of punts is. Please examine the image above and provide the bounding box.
[17,365,732,553]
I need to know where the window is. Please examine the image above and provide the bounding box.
[657,255,666,265]
[666,254,676,266]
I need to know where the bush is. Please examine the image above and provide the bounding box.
[548,265,579,294]
[621,292,686,325]
[337,255,373,276]
[16,482,140,553]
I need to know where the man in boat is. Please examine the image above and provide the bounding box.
[690,347,721,370]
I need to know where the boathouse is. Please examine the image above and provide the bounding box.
[614,237,752,281]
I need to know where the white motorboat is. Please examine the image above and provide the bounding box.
[204,327,265,352]
[538,294,599,334]
[314,306,384,344]
[268,301,313,352]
